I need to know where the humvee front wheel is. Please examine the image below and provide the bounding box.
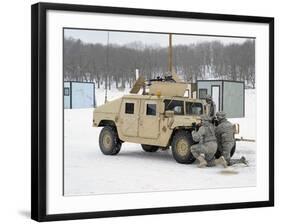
[141,144,159,152]
[99,126,122,155]
[171,131,195,164]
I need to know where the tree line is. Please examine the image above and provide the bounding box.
[63,37,255,89]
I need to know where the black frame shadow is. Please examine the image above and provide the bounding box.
[31,2,274,222]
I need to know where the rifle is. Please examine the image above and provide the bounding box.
[235,137,255,142]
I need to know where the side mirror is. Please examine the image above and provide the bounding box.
[165,110,174,118]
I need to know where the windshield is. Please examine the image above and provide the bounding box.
[186,102,203,115]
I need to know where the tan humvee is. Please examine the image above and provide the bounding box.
[92,74,214,164]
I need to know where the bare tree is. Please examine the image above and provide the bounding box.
[63,37,256,88]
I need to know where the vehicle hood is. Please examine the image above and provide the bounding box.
[94,98,122,114]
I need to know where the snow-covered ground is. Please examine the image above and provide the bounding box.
[64,88,256,196]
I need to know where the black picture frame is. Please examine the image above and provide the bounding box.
[31,2,274,222]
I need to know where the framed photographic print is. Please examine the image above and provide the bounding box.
[31,2,274,222]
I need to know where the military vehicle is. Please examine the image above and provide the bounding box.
[92,74,238,164]
[92,34,239,164]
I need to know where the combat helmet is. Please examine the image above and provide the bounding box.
[205,94,212,100]
[216,111,226,120]
[200,115,211,125]
[205,94,212,103]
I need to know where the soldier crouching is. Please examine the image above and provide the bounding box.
[190,115,227,168]
[215,111,235,166]
[215,111,248,166]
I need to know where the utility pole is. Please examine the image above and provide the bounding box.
[168,33,173,73]
[105,32,109,103]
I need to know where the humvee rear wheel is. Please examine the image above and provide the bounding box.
[141,144,159,152]
[171,131,195,164]
[99,126,122,155]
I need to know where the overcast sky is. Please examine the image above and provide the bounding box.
[64,29,253,47]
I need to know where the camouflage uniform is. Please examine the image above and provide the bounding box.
[190,115,217,167]
[215,111,235,165]
[206,95,216,118]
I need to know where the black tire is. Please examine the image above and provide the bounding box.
[99,126,122,155]
[215,141,236,159]
[171,130,195,164]
[141,144,159,152]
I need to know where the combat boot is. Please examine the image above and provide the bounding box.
[215,156,228,168]
[240,156,248,166]
[197,154,207,168]
[229,156,249,166]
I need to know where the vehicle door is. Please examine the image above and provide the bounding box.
[138,100,160,139]
[120,99,140,137]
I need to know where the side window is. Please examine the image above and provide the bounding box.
[146,104,156,116]
[64,87,70,96]
[186,102,203,115]
[199,89,207,99]
[164,100,184,115]
[125,102,134,114]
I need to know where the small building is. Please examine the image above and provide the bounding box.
[197,80,244,118]
[64,81,96,109]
